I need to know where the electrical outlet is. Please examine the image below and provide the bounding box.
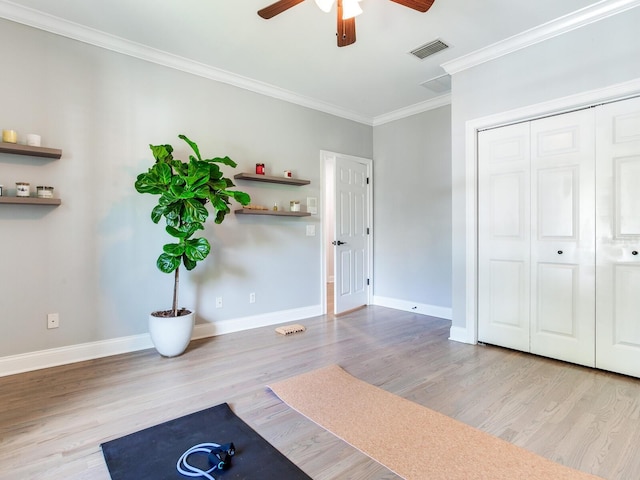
[216,297,223,308]
[306,224,316,236]
[47,313,59,329]
[249,292,256,304]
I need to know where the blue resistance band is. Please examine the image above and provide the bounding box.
[176,442,235,480]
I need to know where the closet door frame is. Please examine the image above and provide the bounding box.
[456,78,640,346]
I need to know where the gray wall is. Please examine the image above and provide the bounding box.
[0,19,374,357]
[373,106,452,310]
[450,8,640,332]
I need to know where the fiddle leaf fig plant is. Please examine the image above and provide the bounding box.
[135,134,250,317]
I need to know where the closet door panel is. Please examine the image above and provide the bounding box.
[616,157,640,236]
[596,97,640,377]
[478,123,531,351]
[536,263,578,336]
[537,166,578,239]
[530,109,596,367]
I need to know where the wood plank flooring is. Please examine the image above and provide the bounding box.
[1,306,640,479]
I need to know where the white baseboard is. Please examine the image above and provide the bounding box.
[371,296,452,320]
[0,334,154,378]
[192,305,323,339]
[0,305,323,377]
[448,325,475,344]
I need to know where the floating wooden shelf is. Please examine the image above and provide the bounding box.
[0,196,61,206]
[234,172,310,186]
[0,142,62,159]
[235,208,311,217]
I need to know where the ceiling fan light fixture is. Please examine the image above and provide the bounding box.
[314,0,335,13]
[342,0,363,20]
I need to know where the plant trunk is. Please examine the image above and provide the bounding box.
[172,267,179,316]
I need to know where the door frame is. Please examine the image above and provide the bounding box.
[319,150,373,315]
[457,78,640,345]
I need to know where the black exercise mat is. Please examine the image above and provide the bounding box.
[101,402,311,480]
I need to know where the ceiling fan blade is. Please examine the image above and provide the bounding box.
[388,0,435,13]
[336,0,356,47]
[258,0,306,19]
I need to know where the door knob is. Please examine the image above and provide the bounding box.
[633,251,638,256]
[557,250,563,255]
[332,240,346,246]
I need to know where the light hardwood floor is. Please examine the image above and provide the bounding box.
[2,306,640,479]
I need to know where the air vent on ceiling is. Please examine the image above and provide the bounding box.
[410,39,449,60]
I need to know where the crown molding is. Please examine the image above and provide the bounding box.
[0,0,374,125]
[4,0,632,125]
[372,94,451,126]
[442,0,640,75]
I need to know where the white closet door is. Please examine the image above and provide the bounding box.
[596,96,640,377]
[478,122,531,351]
[529,109,596,367]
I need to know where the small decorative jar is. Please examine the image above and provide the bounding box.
[255,163,265,175]
[290,201,300,212]
[283,170,292,178]
[2,129,17,143]
[26,134,41,147]
[37,186,54,198]
[16,182,30,197]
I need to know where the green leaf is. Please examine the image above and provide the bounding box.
[189,174,210,190]
[184,223,205,238]
[154,162,172,185]
[170,183,195,199]
[187,162,210,186]
[157,253,181,273]
[135,174,160,194]
[166,225,189,239]
[163,203,181,225]
[151,204,166,224]
[163,243,185,256]
[183,199,209,223]
[185,237,211,262]
[172,159,188,177]
[211,196,229,212]
[209,156,237,168]
[171,175,186,187]
[191,186,210,199]
[215,210,227,224]
[226,190,251,206]
[183,255,197,271]
[179,134,202,161]
[150,144,173,162]
[208,179,227,191]
[208,163,222,179]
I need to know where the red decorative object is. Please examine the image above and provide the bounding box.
[256,163,265,175]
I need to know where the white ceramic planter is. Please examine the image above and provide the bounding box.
[148,310,195,357]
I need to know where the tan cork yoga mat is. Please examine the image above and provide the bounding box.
[268,364,602,480]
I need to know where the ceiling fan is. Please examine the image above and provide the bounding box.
[258,0,435,47]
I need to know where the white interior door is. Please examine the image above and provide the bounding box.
[529,109,596,367]
[596,96,640,377]
[333,155,370,314]
[478,122,531,351]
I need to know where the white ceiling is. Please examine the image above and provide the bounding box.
[0,0,614,123]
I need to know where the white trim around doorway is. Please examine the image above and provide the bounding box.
[456,77,640,345]
[320,150,374,315]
